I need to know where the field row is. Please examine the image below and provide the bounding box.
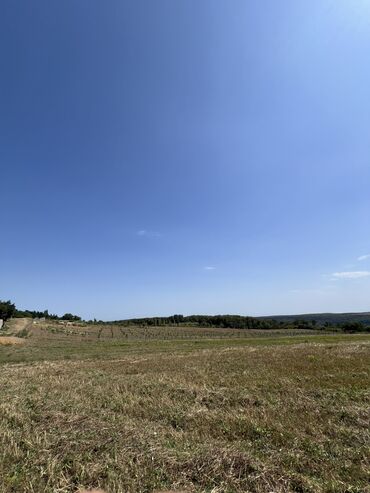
[31,321,326,341]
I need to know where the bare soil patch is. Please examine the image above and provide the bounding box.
[0,336,25,345]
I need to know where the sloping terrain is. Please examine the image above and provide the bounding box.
[0,318,31,345]
[3,317,33,335]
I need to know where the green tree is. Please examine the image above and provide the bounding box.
[341,321,366,333]
[61,313,81,321]
[0,300,16,321]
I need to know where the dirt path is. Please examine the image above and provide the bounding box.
[4,317,33,335]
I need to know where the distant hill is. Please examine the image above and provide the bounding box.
[258,312,370,326]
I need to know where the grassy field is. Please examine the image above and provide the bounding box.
[0,320,369,492]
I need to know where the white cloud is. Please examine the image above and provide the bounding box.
[204,266,216,271]
[331,271,370,280]
[358,254,370,261]
[137,230,161,238]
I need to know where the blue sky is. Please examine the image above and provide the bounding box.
[1,0,370,320]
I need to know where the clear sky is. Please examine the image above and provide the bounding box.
[1,0,370,320]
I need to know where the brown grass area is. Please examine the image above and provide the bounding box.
[0,338,369,492]
[0,336,25,345]
[4,318,33,334]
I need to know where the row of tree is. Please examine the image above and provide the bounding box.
[108,314,370,332]
[341,321,370,333]
[109,314,255,328]
[0,300,81,322]
[111,314,285,329]
[1,300,370,332]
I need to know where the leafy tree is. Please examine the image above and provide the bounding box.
[14,310,33,318]
[0,300,16,321]
[61,313,81,321]
[341,321,367,333]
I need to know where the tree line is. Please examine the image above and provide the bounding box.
[109,314,311,329]
[0,300,81,322]
[1,300,369,332]
[109,314,370,332]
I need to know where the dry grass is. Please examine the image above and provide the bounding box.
[0,336,25,345]
[0,333,369,493]
[27,320,326,342]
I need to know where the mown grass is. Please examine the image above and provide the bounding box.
[0,328,369,492]
[0,331,369,365]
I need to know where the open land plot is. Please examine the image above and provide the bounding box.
[25,320,329,341]
[0,328,369,492]
[0,319,348,365]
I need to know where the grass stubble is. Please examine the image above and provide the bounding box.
[0,322,369,492]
